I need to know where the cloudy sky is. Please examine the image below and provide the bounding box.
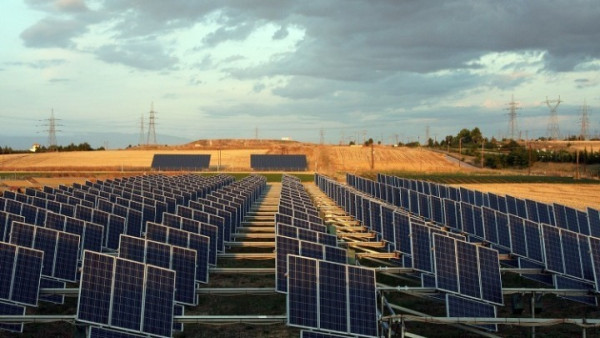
[1,0,600,148]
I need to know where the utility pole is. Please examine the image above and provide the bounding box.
[370,142,375,170]
[320,128,325,145]
[481,141,484,168]
[545,96,562,140]
[146,103,157,145]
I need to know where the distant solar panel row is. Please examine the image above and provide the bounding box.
[251,154,308,171]
[151,154,211,171]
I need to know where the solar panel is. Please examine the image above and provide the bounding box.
[460,203,475,235]
[393,212,411,255]
[578,234,595,282]
[0,243,43,307]
[119,235,197,305]
[564,206,580,233]
[577,210,590,235]
[588,208,600,237]
[561,230,583,279]
[523,220,544,263]
[519,258,554,285]
[553,203,568,229]
[446,294,497,332]
[508,215,527,257]
[478,246,503,305]
[10,222,80,282]
[287,255,378,337]
[250,154,307,171]
[319,261,348,333]
[495,212,511,249]
[433,234,459,293]
[443,199,458,230]
[411,223,433,273]
[456,239,481,299]
[542,224,565,274]
[554,275,597,306]
[472,206,485,239]
[77,251,176,337]
[0,301,25,333]
[482,207,498,244]
[287,255,318,328]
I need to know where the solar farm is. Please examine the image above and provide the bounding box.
[1,152,600,337]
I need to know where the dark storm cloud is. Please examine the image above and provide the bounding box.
[18,0,600,86]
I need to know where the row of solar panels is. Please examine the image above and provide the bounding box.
[0,174,267,336]
[347,173,600,306]
[277,175,379,337]
[149,154,309,171]
[315,174,504,332]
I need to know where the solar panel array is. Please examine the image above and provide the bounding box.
[250,154,308,171]
[151,154,211,171]
[0,172,272,335]
[343,173,600,306]
[316,174,503,331]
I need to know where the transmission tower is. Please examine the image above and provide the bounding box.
[545,96,562,140]
[320,128,325,145]
[42,109,61,148]
[506,95,520,140]
[579,100,590,140]
[425,125,430,144]
[146,103,157,145]
[139,114,145,145]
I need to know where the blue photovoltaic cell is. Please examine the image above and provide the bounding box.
[111,258,145,331]
[523,220,544,263]
[495,212,511,250]
[472,207,484,239]
[482,207,498,244]
[588,208,600,237]
[381,206,395,243]
[348,265,378,337]
[276,236,300,293]
[460,203,475,235]
[418,193,430,219]
[433,234,458,293]
[577,210,590,236]
[0,244,16,301]
[106,215,126,250]
[301,241,324,260]
[119,235,146,263]
[422,273,436,288]
[393,212,411,254]
[298,228,318,243]
[456,240,481,299]
[525,199,539,223]
[77,251,114,325]
[287,255,318,328]
[430,196,444,224]
[590,237,600,292]
[409,190,419,215]
[564,207,579,233]
[411,223,432,273]
[443,199,458,230]
[0,301,25,333]
[324,245,346,264]
[561,230,583,279]
[553,203,568,229]
[9,221,35,248]
[496,195,507,213]
[515,198,527,219]
[579,234,595,282]
[478,246,503,305]
[542,225,564,274]
[10,246,43,307]
[446,294,497,332]
[171,246,197,305]
[505,195,517,215]
[509,215,527,257]
[319,261,348,333]
[142,264,175,337]
[537,202,552,225]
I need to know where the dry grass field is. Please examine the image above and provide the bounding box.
[1,139,599,210]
